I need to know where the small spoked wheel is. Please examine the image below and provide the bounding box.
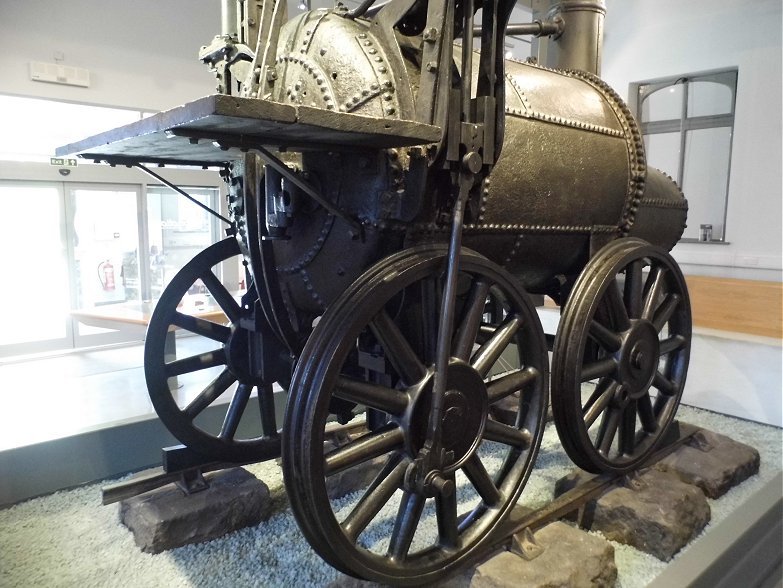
[145,238,285,463]
[283,246,548,585]
[552,237,691,473]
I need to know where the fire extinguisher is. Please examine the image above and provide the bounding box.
[98,260,115,291]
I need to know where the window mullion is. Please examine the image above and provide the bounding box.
[677,80,688,188]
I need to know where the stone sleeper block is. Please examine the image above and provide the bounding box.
[655,428,761,498]
[120,467,271,554]
[471,521,617,588]
[559,468,710,561]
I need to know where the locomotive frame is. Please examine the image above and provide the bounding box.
[58,0,692,584]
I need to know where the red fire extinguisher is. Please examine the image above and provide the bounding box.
[98,260,115,291]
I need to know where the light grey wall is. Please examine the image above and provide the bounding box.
[0,0,219,111]
[602,0,782,281]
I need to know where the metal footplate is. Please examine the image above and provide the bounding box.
[56,94,442,167]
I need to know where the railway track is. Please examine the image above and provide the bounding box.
[103,421,698,584]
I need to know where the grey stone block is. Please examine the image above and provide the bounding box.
[654,428,761,498]
[120,467,270,553]
[557,468,710,561]
[472,522,617,588]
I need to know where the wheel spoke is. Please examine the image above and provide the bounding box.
[654,393,675,418]
[484,419,531,449]
[165,348,227,377]
[618,400,637,456]
[436,473,459,549]
[172,311,231,343]
[370,310,428,386]
[219,382,252,440]
[324,424,404,476]
[471,315,521,377]
[653,371,675,396]
[183,368,236,419]
[583,380,618,428]
[463,454,501,507]
[200,269,241,324]
[642,267,666,320]
[258,383,278,437]
[624,260,644,319]
[419,276,440,365]
[334,376,409,416]
[596,406,622,456]
[387,491,426,561]
[588,320,622,352]
[452,279,491,361]
[660,335,687,355]
[637,394,658,433]
[604,280,631,331]
[580,357,616,382]
[342,456,406,542]
[652,293,681,332]
[487,367,538,403]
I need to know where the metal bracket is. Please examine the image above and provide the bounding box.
[175,468,210,495]
[510,527,545,561]
[688,431,713,453]
[621,469,647,492]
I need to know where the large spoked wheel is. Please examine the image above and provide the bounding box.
[145,238,284,463]
[283,246,548,585]
[552,237,691,474]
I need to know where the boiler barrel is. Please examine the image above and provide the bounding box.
[456,59,685,292]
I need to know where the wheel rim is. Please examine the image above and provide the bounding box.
[552,238,691,473]
[283,246,548,584]
[144,238,284,462]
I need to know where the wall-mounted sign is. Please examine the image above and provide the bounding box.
[50,157,78,167]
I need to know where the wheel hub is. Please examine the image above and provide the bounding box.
[406,359,488,472]
[617,320,659,399]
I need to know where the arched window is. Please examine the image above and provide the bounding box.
[632,69,737,242]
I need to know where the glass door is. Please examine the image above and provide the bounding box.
[0,181,71,357]
[66,184,145,347]
[146,185,219,300]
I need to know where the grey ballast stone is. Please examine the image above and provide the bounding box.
[471,521,617,588]
[120,467,270,553]
[655,428,761,498]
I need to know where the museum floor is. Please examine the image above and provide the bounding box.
[0,336,219,452]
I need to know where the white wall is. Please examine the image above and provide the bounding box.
[602,0,782,282]
[0,0,220,111]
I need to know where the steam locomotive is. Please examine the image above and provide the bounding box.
[59,1,691,584]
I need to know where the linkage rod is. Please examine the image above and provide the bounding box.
[132,163,233,226]
[248,145,363,233]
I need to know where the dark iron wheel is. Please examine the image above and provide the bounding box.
[552,237,691,474]
[283,246,548,585]
[144,237,284,463]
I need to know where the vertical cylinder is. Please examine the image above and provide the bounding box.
[221,0,239,38]
[543,0,606,76]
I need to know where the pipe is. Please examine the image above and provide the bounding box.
[221,0,238,37]
[473,19,564,38]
